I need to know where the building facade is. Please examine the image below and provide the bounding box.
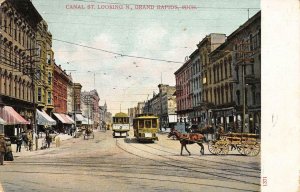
[53,64,72,114]
[0,0,43,125]
[35,20,54,114]
[198,33,226,126]
[81,89,100,128]
[174,58,193,123]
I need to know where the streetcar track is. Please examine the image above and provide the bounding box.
[143,141,260,175]
[156,135,260,170]
[115,139,260,187]
[2,170,258,192]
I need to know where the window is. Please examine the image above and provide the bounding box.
[152,119,157,128]
[48,72,52,85]
[138,120,144,128]
[36,69,41,80]
[37,87,42,102]
[47,54,51,64]
[47,92,51,104]
[145,120,151,128]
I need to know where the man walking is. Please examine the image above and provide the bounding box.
[16,135,22,153]
[0,134,7,165]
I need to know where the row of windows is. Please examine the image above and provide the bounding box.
[0,74,32,102]
[0,11,35,50]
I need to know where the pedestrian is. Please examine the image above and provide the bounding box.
[27,130,33,151]
[0,134,7,165]
[16,135,23,153]
[45,131,51,148]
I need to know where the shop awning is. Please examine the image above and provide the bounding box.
[74,114,84,122]
[0,106,29,125]
[53,113,74,124]
[65,115,75,124]
[36,109,56,126]
[82,118,93,125]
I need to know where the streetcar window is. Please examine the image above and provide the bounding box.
[118,118,122,123]
[145,120,151,128]
[152,119,157,128]
[138,120,144,128]
[133,119,138,128]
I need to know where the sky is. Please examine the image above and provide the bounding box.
[31,0,260,115]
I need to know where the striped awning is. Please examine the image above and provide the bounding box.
[0,106,29,125]
[37,109,56,126]
[53,113,74,124]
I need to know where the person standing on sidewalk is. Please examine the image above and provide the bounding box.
[0,134,7,165]
[16,135,23,153]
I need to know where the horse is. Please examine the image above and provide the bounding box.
[168,129,206,156]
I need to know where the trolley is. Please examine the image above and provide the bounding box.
[112,112,130,138]
[133,114,159,142]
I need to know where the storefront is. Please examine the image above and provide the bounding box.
[53,113,74,133]
[36,109,57,133]
[0,106,30,136]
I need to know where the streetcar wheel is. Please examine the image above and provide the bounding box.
[208,141,220,155]
[244,143,260,156]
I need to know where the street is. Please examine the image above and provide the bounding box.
[0,130,260,192]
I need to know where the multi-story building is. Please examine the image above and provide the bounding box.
[174,58,193,123]
[160,84,176,128]
[198,33,226,126]
[143,84,177,128]
[35,20,54,114]
[81,89,100,128]
[53,64,72,113]
[99,102,107,129]
[229,11,261,133]
[0,0,42,130]
[190,48,201,124]
[66,74,73,114]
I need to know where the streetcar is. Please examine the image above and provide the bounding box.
[133,114,159,142]
[112,112,130,138]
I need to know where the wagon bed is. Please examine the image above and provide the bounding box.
[208,133,260,156]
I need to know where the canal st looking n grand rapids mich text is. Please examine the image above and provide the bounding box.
[65,4,197,10]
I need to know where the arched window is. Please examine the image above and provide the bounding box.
[220,61,223,80]
[224,58,228,79]
[229,56,232,77]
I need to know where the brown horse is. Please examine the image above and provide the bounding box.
[168,130,206,156]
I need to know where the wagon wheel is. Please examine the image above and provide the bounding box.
[216,140,229,155]
[244,142,260,156]
[208,140,221,155]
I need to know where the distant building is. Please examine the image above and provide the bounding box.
[81,89,100,128]
[143,84,177,128]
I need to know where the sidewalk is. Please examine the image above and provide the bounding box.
[11,133,74,158]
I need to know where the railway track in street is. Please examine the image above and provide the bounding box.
[115,138,260,190]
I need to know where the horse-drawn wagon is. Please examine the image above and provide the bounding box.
[208,133,260,156]
[83,127,94,140]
